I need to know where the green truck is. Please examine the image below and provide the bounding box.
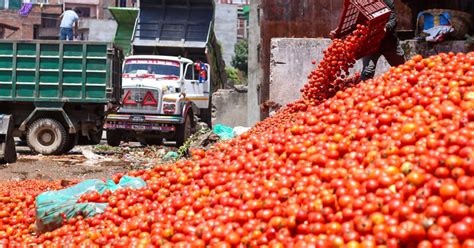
[0,40,123,156]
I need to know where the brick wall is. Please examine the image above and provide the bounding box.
[0,9,40,40]
[0,5,62,40]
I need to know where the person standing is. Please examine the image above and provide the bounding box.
[59,8,80,41]
[359,0,406,80]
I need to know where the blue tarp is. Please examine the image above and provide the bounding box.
[35,176,146,233]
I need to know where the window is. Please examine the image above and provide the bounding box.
[42,14,59,28]
[65,6,92,18]
[185,64,194,80]
[124,59,181,77]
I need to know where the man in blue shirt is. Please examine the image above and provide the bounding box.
[59,8,81,41]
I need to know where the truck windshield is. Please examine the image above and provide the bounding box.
[123,59,180,77]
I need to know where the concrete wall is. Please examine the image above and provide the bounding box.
[212,87,248,127]
[270,38,473,106]
[214,3,238,66]
[246,0,262,126]
[79,19,117,42]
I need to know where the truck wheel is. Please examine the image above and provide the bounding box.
[79,128,103,145]
[89,128,103,145]
[26,118,67,155]
[106,130,121,147]
[175,112,193,147]
[1,133,17,164]
[62,134,77,154]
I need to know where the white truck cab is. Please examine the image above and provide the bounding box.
[105,55,211,146]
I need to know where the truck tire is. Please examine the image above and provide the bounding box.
[106,130,121,147]
[26,118,67,155]
[1,133,17,164]
[175,112,193,147]
[89,128,103,145]
[79,128,103,145]
[62,134,77,154]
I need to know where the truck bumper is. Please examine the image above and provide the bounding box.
[105,114,182,132]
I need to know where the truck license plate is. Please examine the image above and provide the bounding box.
[131,116,145,122]
[132,125,146,130]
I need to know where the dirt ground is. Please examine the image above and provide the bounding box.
[0,139,177,181]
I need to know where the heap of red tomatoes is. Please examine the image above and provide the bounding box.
[1,24,474,247]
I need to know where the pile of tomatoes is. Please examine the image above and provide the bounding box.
[1,25,474,247]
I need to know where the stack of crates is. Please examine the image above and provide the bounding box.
[334,0,392,59]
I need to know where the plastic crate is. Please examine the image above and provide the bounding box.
[334,0,392,59]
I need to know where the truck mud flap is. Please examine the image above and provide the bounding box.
[0,114,17,164]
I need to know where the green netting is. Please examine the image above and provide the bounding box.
[108,7,139,56]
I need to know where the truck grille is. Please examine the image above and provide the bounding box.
[120,88,161,114]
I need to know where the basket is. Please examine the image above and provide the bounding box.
[416,9,473,40]
[334,0,392,59]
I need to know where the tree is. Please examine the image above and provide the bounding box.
[231,39,248,75]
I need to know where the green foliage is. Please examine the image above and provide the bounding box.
[231,40,248,75]
[226,67,243,85]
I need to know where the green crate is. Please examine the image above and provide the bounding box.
[40,58,59,69]
[16,71,35,83]
[17,57,36,69]
[0,57,13,69]
[16,43,36,56]
[86,72,106,85]
[39,72,59,83]
[0,43,13,56]
[63,72,83,84]
[40,44,60,57]
[63,58,82,70]
[86,59,107,71]
[87,45,107,58]
[0,85,12,97]
[16,84,35,98]
[63,85,82,99]
[39,84,59,98]
[63,44,83,57]
[0,71,12,82]
[86,86,106,99]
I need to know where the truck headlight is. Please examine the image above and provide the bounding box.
[163,103,176,114]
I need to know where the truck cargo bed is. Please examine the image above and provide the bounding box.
[134,0,213,48]
[0,40,123,103]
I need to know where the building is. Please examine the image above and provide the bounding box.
[214,0,249,66]
[0,0,126,41]
[0,1,63,40]
[216,0,249,40]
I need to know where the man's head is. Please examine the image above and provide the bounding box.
[73,8,82,16]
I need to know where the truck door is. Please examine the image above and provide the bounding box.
[183,63,205,96]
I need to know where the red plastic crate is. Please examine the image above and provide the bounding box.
[334,0,392,59]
